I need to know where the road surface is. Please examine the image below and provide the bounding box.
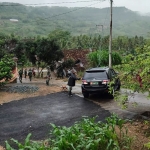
[0,79,150,146]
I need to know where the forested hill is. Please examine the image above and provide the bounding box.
[0,2,150,38]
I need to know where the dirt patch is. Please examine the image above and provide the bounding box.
[0,85,61,104]
[0,78,66,105]
[124,119,150,150]
[0,146,5,150]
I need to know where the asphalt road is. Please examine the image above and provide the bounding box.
[1,78,150,146]
[0,92,111,146]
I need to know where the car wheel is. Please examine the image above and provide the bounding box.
[83,93,89,98]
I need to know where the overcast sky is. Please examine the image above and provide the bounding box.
[0,0,150,13]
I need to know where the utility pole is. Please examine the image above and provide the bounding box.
[96,24,103,67]
[96,25,103,51]
[109,0,113,68]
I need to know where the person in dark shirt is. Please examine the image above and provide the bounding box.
[67,70,80,96]
[19,69,23,83]
[28,69,32,81]
[24,68,27,78]
[46,66,51,86]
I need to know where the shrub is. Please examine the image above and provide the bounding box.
[88,50,122,67]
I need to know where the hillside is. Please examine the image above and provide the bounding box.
[0,2,150,37]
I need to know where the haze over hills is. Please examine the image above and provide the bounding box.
[0,2,150,38]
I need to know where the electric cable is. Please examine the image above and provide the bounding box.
[0,0,105,36]
[32,1,103,24]
[0,0,104,6]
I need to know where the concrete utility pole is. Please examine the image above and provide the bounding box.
[109,0,113,68]
[96,25,103,51]
[96,24,103,67]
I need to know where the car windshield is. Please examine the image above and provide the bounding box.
[84,71,108,79]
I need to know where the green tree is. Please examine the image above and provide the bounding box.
[34,38,64,76]
[114,44,150,108]
[14,41,26,66]
[48,30,71,49]
[0,54,15,86]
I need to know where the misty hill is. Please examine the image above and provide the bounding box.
[0,3,150,37]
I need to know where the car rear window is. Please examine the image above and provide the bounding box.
[83,71,108,79]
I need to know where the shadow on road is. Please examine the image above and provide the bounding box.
[87,93,113,103]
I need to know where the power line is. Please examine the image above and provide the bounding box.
[0,1,102,28]
[103,6,109,27]
[0,0,103,6]
[0,0,105,36]
[0,0,105,26]
[33,1,103,24]
[95,1,109,37]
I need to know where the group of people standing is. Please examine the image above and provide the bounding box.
[18,67,80,97]
[18,68,35,83]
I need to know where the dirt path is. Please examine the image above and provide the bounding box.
[0,77,67,104]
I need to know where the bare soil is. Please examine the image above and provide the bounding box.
[0,77,150,150]
[119,118,150,150]
[0,78,65,105]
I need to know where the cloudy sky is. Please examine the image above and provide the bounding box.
[0,0,150,13]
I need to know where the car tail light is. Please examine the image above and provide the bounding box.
[102,80,109,84]
[82,80,88,84]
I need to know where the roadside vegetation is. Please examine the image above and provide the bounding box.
[0,55,15,87]
[1,30,150,149]
[5,115,150,150]
[5,114,134,150]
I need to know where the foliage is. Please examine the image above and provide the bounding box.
[8,37,64,76]
[0,32,146,68]
[0,54,15,85]
[24,40,37,65]
[36,38,64,64]
[113,45,150,108]
[144,142,150,149]
[115,45,150,92]
[88,50,122,67]
[5,133,46,150]
[48,30,71,49]
[62,59,75,69]
[5,114,133,150]
[13,41,26,66]
[0,4,150,37]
